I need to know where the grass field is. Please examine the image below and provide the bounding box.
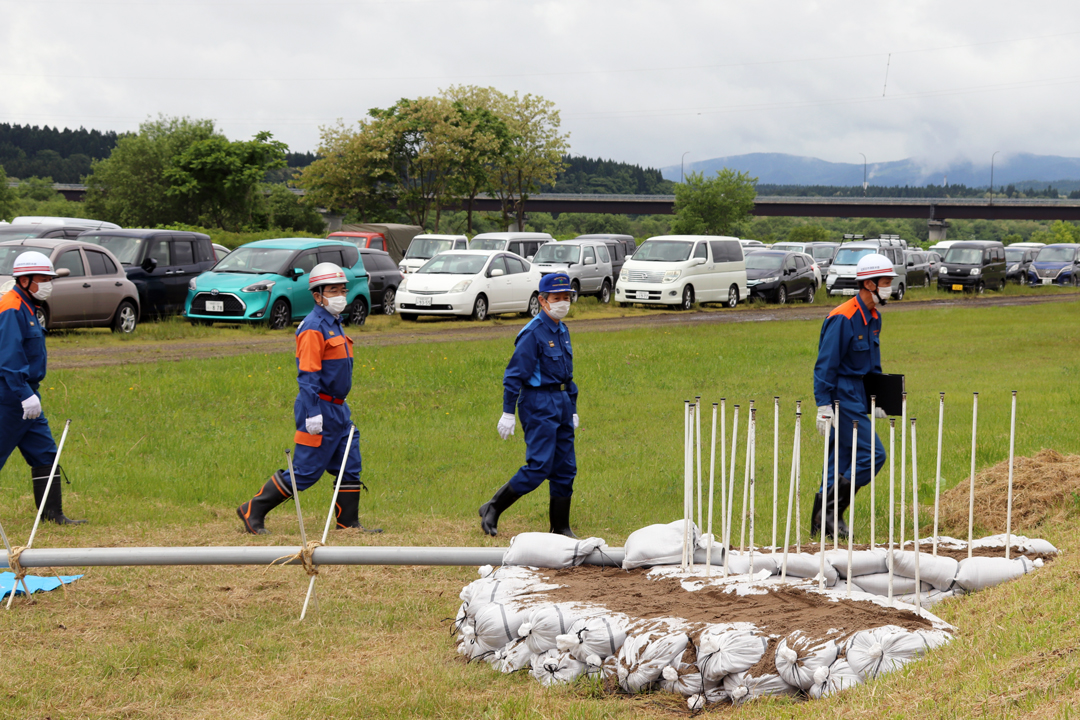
[1,298,1079,718]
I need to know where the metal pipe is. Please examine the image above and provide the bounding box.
[888,418,896,605]
[833,400,840,551]
[870,395,876,548]
[933,392,945,555]
[968,392,979,559]
[847,420,858,598]
[911,417,922,613]
[772,396,780,553]
[682,400,690,571]
[1006,391,1017,560]
[706,402,718,576]
[794,401,802,552]
[719,398,727,567]
[723,405,740,578]
[696,397,703,534]
[688,402,696,571]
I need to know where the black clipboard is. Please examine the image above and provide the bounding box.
[863,373,905,416]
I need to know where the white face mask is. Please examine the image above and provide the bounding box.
[873,284,892,306]
[31,281,53,302]
[323,295,347,316]
[546,301,571,320]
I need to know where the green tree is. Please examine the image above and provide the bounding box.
[295,121,391,222]
[0,166,15,220]
[1030,220,1079,245]
[264,184,326,233]
[671,169,757,235]
[785,225,831,244]
[442,86,512,233]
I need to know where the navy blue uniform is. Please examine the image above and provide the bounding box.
[0,286,58,472]
[502,312,577,499]
[813,295,886,490]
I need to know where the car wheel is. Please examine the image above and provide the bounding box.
[35,304,48,331]
[399,312,417,321]
[111,301,138,334]
[599,280,611,304]
[268,298,291,330]
[726,285,739,308]
[1072,274,1079,288]
[924,274,930,288]
[526,292,541,318]
[806,284,816,304]
[776,285,787,305]
[570,280,581,303]
[472,295,488,321]
[679,285,694,310]
[347,297,368,326]
[975,280,985,294]
[894,283,905,301]
[1018,272,1027,286]
[382,287,396,315]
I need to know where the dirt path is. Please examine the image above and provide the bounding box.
[48,293,1079,369]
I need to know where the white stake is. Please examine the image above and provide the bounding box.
[795,400,803,552]
[888,418,896,606]
[682,400,690,571]
[818,409,829,591]
[772,396,780,553]
[899,392,908,550]
[0,519,33,601]
[706,402,718,575]
[833,400,840,551]
[300,425,355,621]
[1006,391,1017,560]
[847,420,858,598]
[911,417,922,614]
[688,402,696,572]
[696,397,703,533]
[933,392,945,556]
[723,405,740,578]
[781,408,801,580]
[870,395,876,548]
[719,398,727,565]
[286,450,317,616]
[739,401,754,553]
[748,407,757,580]
[967,392,979,559]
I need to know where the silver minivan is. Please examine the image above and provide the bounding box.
[530,239,615,303]
[824,239,909,300]
[468,232,553,261]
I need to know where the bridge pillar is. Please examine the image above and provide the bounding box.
[928,219,949,242]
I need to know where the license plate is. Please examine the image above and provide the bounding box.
[635,291,650,300]
[205,300,224,312]
[415,296,432,307]
[841,289,857,296]
[952,284,963,291]
[1042,278,1052,285]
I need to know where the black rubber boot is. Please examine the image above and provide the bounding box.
[809,492,824,537]
[549,496,578,538]
[479,483,523,537]
[31,465,86,526]
[335,485,382,533]
[236,471,292,535]
[833,477,853,539]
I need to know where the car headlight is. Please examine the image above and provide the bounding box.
[761,276,779,284]
[662,270,681,283]
[1008,264,1018,273]
[970,268,980,276]
[242,280,276,292]
[450,279,473,293]
[399,278,409,293]
[188,278,197,291]
[827,268,837,276]
[398,264,407,273]
[939,267,947,275]
[619,268,628,281]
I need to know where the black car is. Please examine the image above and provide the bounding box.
[937,240,1007,293]
[359,247,403,315]
[904,250,933,287]
[78,229,215,316]
[576,234,637,279]
[1005,246,1038,285]
[745,250,817,304]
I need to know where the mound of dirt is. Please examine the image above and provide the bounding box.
[939,449,1080,533]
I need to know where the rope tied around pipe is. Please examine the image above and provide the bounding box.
[5,546,35,602]
[268,540,324,577]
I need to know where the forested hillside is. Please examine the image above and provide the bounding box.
[543,155,675,194]
[0,123,120,183]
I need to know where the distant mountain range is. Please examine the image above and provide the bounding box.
[660,152,1080,188]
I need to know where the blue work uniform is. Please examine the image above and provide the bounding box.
[290,305,362,492]
[813,295,887,490]
[502,312,578,499]
[0,286,58,472]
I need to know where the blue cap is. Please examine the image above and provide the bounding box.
[539,272,572,293]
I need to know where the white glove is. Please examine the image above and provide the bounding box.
[815,406,834,437]
[572,414,580,429]
[305,414,323,435]
[497,412,516,440]
[875,407,888,419]
[21,394,42,420]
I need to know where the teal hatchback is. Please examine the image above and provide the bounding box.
[184,239,372,329]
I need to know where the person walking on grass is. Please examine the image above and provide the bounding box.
[811,253,893,539]
[0,251,85,525]
[480,272,580,538]
[237,263,380,535]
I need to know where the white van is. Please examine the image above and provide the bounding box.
[615,235,747,310]
[469,232,553,261]
[12,216,120,230]
[399,234,469,274]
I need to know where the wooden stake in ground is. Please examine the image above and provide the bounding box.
[772,396,779,553]
[723,405,740,578]
[933,392,945,556]
[833,400,840,551]
[706,402,718,576]
[1006,391,1017,560]
[847,420,858,598]
[781,407,800,580]
[967,392,979,559]
[300,425,356,622]
[869,395,876,548]
[888,418,896,606]
[911,417,922,614]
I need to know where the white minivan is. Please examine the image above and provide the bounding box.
[615,235,747,310]
[469,232,553,261]
[399,234,469,274]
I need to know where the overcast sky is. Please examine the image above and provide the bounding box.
[4,0,1079,172]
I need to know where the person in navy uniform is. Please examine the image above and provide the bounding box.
[811,253,894,539]
[237,263,380,535]
[480,272,580,538]
[0,251,85,525]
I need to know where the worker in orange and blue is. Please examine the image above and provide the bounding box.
[0,251,84,525]
[480,272,580,539]
[237,263,380,535]
[812,253,894,539]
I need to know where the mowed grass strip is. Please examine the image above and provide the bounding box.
[1,300,1079,718]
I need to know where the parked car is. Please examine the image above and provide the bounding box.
[0,223,115,241]
[396,250,538,321]
[826,240,909,299]
[11,216,120,230]
[807,242,840,270]
[615,235,747,310]
[927,240,957,255]
[184,239,371,329]
[739,239,765,250]
[1005,246,1038,285]
[328,230,389,252]
[212,243,231,262]
[575,233,637,276]
[79,229,215,316]
[469,232,553,260]
[745,250,817,304]
[0,239,140,333]
[904,249,933,288]
[359,247,403,315]
[926,251,943,279]
[937,241,1007,292]
[1008,242,1046,250]
[399,234,469,274]
[530,239,614,303]
[1027,243,1080,287]
[329,223,422,263]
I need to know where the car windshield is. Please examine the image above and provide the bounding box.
[1035,247,1077,263]
[213,247,296,274]
[633,240,694,262]
[944,248,984,265]
[833,247,877,266]
[533,244,580,264]
[1005,249,1026,262]
[0,245,52,274]
[406,238,453,260]
[469,238,507,251]
[811,246,836,259]
[746,253,784,270]
[418,253,488,275]
[80,235,145,264]
[773,244,804,252]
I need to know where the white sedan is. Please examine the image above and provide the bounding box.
[396,250,542,321]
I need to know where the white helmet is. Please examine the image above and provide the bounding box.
[308,262,347,291]
[12,251,58,278]
[855,253,898,283]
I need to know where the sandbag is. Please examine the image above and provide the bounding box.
[723,671,801,703]
[954,556,1035,593]
[808,659,861,699]
[778,552,839,586]
[697,624,768,683]
[724,551,779,577]
[557,615,628,662]
[518,603,595,654]
[459,574,548,619]
[494,638,536,673]
[473,602,530,652]
[503,533,607,568]
[622,520,702,569]
[890,550,959,591]
[846,625,927,679]
[824,548,889,578]
[617,627,690,693]
[854,572,931,597]
[896,589,958,608]
[530,649,586,687]
[971,534,1057,555]
[774,630,838,690]
[659,647,704,697]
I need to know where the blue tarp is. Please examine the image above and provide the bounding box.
[0,572,82,598]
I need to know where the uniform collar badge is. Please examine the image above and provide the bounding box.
[858,334,863,339]
[548,340,555,347]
